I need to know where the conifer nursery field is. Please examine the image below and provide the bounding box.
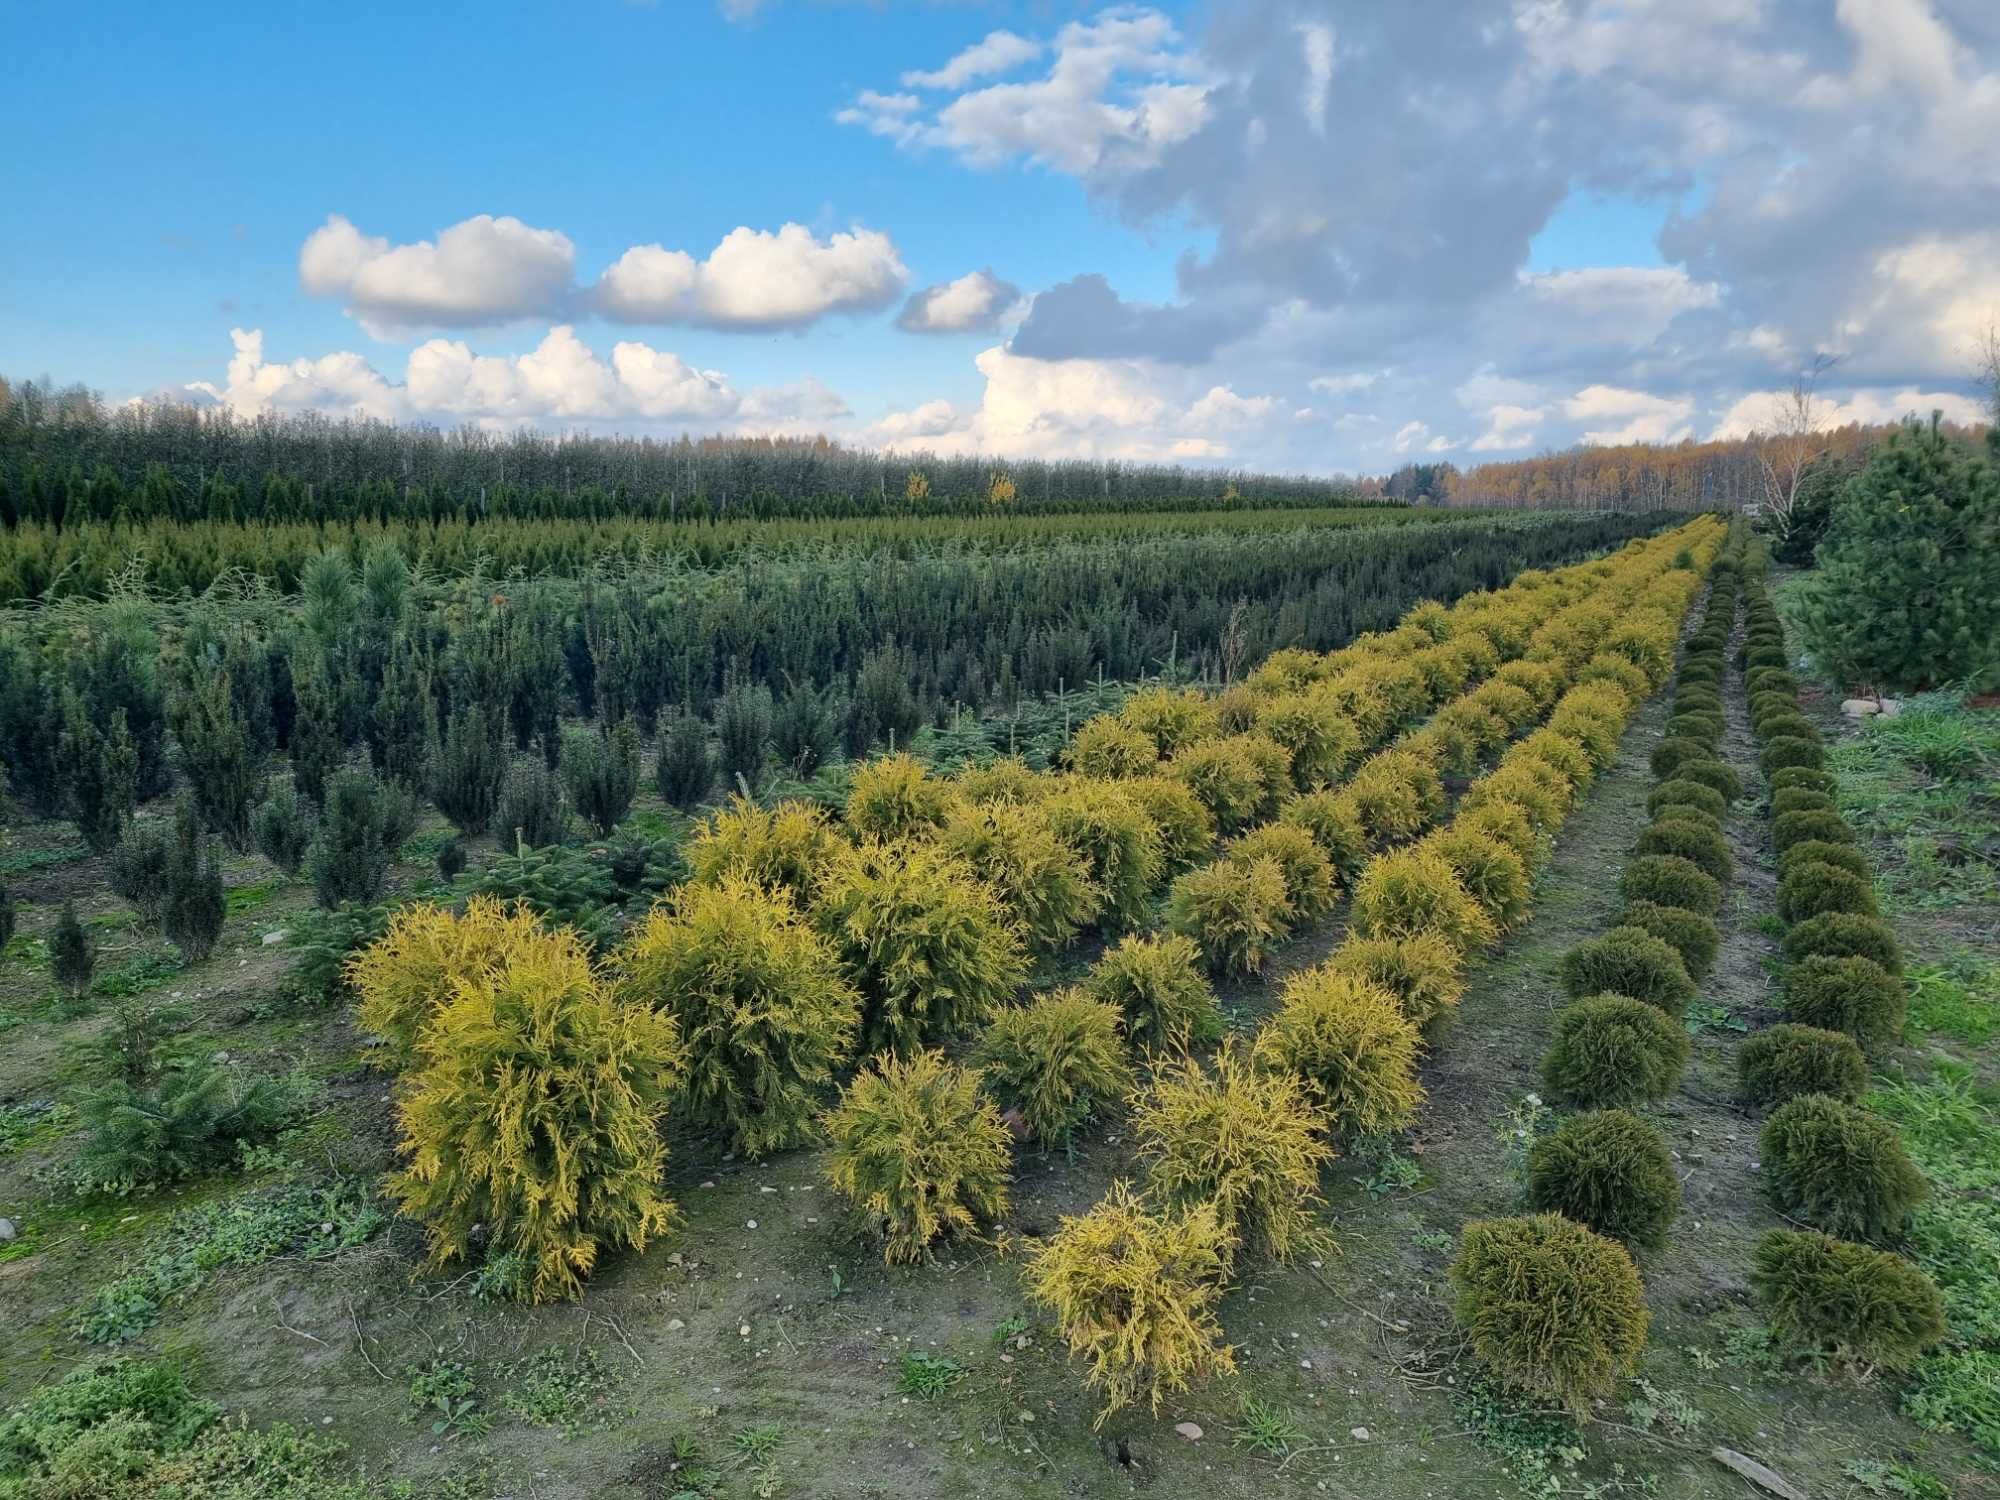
[3,501,1997,1500]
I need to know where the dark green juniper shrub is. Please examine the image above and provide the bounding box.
[1783,912,1902,974]
[1756,714,1820,747]
[1649,737,1713,779]
[0,880,14,952]
[497,758,570,849]
[161,796,226,964]
[1635,818,1732,883]
[1769,765,1836,795]
[109,824,172,925]
[1648,779,1726,821]
[1649,806,1724,840]
[1751,1229,1946,1371]
[654,708,714,811]
[561,719,641,836]
[1664,712,1723,745]
[1761,1094,1926,1242]
[1745,645,1789,673]
[1619,854,1724,917]
[1543,995,1689,1106]
[1738,1024,1868,1104]
[1770,787,1836,818]
[1773,808,1855,855]
[1448,1213,1649,1416]
[51,900,94,1000]
[1746,668,1799,699]
[1777,861,1879,924]
[1615,901,1721,981]
[1779,839,1870,881]
[307,768,394,909]
[1669,757,1743,803]
[1674,685,1723,713]
[1749,690,1798,722]
[251,782,314,877]
[1525,1109,1681,1248]
[1760,737,1825,774]
[429,703,508,834]
[1559,926,1696,1013]
[435,835,468,883]
[1785,955,1905,1050]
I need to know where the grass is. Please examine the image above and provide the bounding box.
[1231,1396,1305,1456]
[501,1347,621,1435]
[894,1350,967,1399]
[1907,958,2000,1046]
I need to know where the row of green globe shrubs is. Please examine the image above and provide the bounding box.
[334,522,1724,1428]
[1730,559,1946,1372]
[1447,528,1744,1416]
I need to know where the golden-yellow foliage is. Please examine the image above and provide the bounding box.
[1253,968,1423,1137]
[1066,714,1159,779]
[1166,855,1294,977]
[1422,825,1532,931]
[1121,775,1218,872]
[822,1049,1012,1264]
[1025,1182,1236,1427]
[387,922,685,1303]
[1040,779,1164,928]
[973,988,1131,1145]
[349,895,548,1069]
[941,800,1103,953]
[954,755,1049,807]
[1351,847,1499,955]
[845,753,956,841]
[615,877,860,1157]
[1083,932,1221,1052]
[1279,789,1369,876]
[686,795,842,906]
[1325,931,1467,1032]
[1223,822,1339,924]
[812,839,1028,1056]
[1344,751,1442,848]
[1117,686,1220,758]
[1168,737,1269,834]
[1254,690,1361,788]
[1133,1047,1334,1265]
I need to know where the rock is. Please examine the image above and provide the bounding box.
[0,1218,16,1242]
[1877,698,1903,717]
[1174,1422,1204,1441]
[665,1318,685,1331]
[1841,698,1880,718]
[261,929,290,946]
[738,1323,751,1338]
[1350,1427,1371,1441]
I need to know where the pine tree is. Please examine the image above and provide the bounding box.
[308,768,393,908]
[169,669,261,850]
[288,648,347,805]
[430,703,507,835]
[58,687,138,853]
[162,795,227,963]
[562,719,640,836]
[1804,417,2000,692]
[655,709,713,811]
[51,901,93,1000]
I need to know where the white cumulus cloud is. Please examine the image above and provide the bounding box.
[594,224,907,329]
[299,214,576,337]
[896,269,1024,334]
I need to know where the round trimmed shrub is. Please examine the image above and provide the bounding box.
[1577,654,1650,704]
[688,796,841,905]
[1771,787,1835,817]
[1345,752,1443,846]
[1084,932,1221,1052]
[974,989,1132,1145]
[1619,854,1724,917]
[1783,912,1902,974]
[1279,790,1369,877]
[1746,645,1789,672]
[1673,687,1723,716]
[1134,1049,1333,1264]
[1423,825,1532,931]
[1746,667,1799,698]
[1778,861,1879,924]
[1351,846,1498,955]
[1651,805,1724,837]
[1785,955,1905,1050]
[822,1049,1012,1264]
[1648,779,1726,821]
[1167,856,1294,977]
[1761,1094,1926,1242]
[1616,901,1721,980]
[1671,757,1743,803]
[1462,761,1568,833]
[1252,969,1423,1137]
[1751,1229,1946,1371]
[1325,929,1467,1032]
[1456,799,1540,870]
[1779,840,1870,881]
[1761,737,1825,774]
[1738,1023,1868,1104]
[1119,686,1219,758]
[1770,766,1836,795]
[1254,690,1361,788]
[846,753,956,841]
[1650,736,1713,779]
[1067,715,1159,779]
[1449,1214,1649,1416]
[1773,808,1856,855]
[1123,777,1217,873]
[1635,818,1732,884]
[1525,1110,1681,1248]
[942,801,1103,953]
[1168,738,1270,835]
[1224,823,1339,925]
[1756,714,1820,747]
[1543,995,1690,1106]
[1749,689,1798,722]
[1665,712,1723,745]
[1560,926,1696,1012]
[1042,781,1164,928]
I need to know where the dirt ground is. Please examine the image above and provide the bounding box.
[3,603,1995,1499]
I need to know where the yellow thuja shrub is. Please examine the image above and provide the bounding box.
[1083,932,1222,1052]
[615,877,860,1157]
[1515,728,1597,794]
[1254,690,1361,789]
[1121,775,1217,872]
[1466,678,1540,734]
[1211,683,1261,735]
[1326,931,1467,1032]
[1317,665,1395,743]
[350,895,547,1069]
[387,922,685,1303]
[1223,822,1338,924]
[1066,714,1159,779]
[1493,659,1561,712]
[1167,854,1294,977]
[973,988,1132,1144]
[1118,685,1220,758]
[846,753,956,841]
[1040,779,1164,928]
[1455,798,1543,871]
[1245,646,1327,695]
[1575,652,1651,704]
[1025,1181,1236,1427]
[686,795,842,906]
[1462,761,1569,835]
[1168,737,1269,834]
[813,838,1027,1057]
[1422,701,1509,771]
[1252,968,1423,1137]
[822,1049,1012,1264]
[1351,846,1499,955]
[941,800,1103,953]
[1422,825,1532,931]
[1278,789,1369,877]
[1344,750,1442,848]
[954,755,1049,807]
[1133,1047,1333,1265]
[1410,641,1473,701]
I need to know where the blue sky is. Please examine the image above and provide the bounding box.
[5,0,1994,473]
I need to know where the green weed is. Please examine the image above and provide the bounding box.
[893,1351,966,1399]
[502,1346,617,1435]
[1232,1395,1305,1456]
[1907,960,2000,1046]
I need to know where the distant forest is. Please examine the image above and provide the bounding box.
[0,378,1365,525]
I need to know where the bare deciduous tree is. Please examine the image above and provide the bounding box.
[1755,353,1840,546]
